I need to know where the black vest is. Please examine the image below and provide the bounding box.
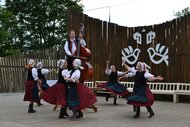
[37,69,46,80]
[109,71,118,83]
[27,68,34,80]
[68,38,80,53]
[135,71,147,86]
[57,69,66,84]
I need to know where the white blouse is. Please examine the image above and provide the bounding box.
[41,68,49,75]
[61,69,71,78]
[127,67,154,79]
[32,68,38,81]
[105,68,125,77]
[70,70,81,83]
[64,39,86,56]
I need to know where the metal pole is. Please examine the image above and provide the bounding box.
[109,6,111,23]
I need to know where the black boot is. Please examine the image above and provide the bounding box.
[113,96,118,105]
[59,107,70,119]
[28,103,36,113]
[59,107,65,119]
[105,94,111,102]
[70,110,78,119]
[133,106,140,118]
[133,106,137,112]
[146,106,154,118]
[76,110,83,119]
[37,98,43,106]
[64,107,70,118]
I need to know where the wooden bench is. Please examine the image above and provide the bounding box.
[174,83,190,103]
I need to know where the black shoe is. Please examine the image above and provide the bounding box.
[59,108,65,119]
[64,114,70,118]
[133,106,137,112]
[70,110,79,119]
[146,107,154,118]
[28,103,36,113]
[37,98,43,106]
[77,110,83,118]
[37,103,43,106]
[113,97,118,105]
[70,114,78,119]
[148,111,155,118]
[133,114,140,118]
[59,107,70,119]
[28,109,36,113]
[113,102,118,105]
[105,95,110,102]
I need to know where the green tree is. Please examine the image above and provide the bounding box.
[0,6,20,56]
[5,0,83,52]
[174,7,190,18]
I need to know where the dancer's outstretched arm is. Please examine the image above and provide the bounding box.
[148,75,164,81]
[105,60,111,75]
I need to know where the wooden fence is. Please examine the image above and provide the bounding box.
[0,47,65,92]
[0,10,190,92]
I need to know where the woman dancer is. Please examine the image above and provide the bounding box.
[123,61,163,118]
[65,59,97,119]
[36,62,50,106]
[97,60,129,105]
[24,59,42,113]
[40,59,70,118]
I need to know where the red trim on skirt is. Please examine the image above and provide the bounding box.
[127,85,155,107]
[40,83,67,106]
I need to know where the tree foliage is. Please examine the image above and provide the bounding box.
[174,7,190,18]
[0,6,20,56]
[0,0,83,56]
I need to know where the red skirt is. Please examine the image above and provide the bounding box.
[97,82,129,96]
[74,83,97,110]
[127,86,155,107]
[23,80,38,102]
[40,83,67,106]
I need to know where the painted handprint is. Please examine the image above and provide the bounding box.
[146,31,156,44]
[147,43,169,66]
[133,32,142,44]
[122,46,141,65]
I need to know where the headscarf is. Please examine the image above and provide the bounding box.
[73,59,84,70]
[25,59,35,70]
[36,62,43,69]
[136,61,146,71]
[58,59,66,68]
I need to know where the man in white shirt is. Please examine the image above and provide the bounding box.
[64,30,86,70]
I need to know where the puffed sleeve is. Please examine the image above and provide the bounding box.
[125,72,136,78]
[105,68,111,75]
[144,72,154,79]
[70,70,81,82]
[61,69,70,78]
[117,71,125,76]
[41,69,49,75]
[32,68,38,81]
[128,67,137,75]
[64,41,72,56]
